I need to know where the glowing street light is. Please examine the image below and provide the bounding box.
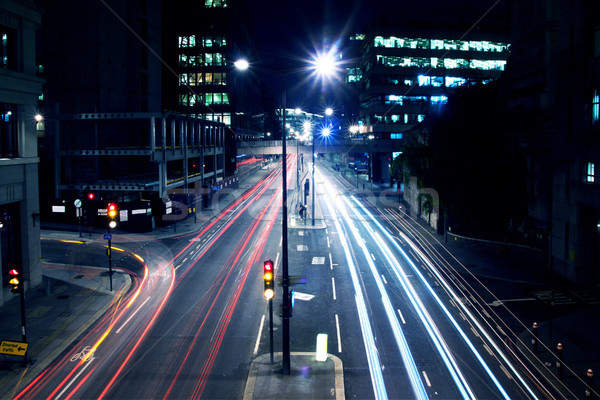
[322,127,331,137]
[325,107,333,117]
[234,59,249,71]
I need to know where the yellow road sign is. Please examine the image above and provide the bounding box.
[0,340,28,356]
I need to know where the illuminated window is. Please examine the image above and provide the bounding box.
[430,95,448,104]
[587,162,595,183]
[375,36,508,53]
[206,72,226,85]
[204,93,229,105]
[0,27,17,70]
[204,53,224,66]
[178,35,196,48]
[446,76,466,87]
[593,89,599,124]
[205,0,227,7]
[391,133,403,139]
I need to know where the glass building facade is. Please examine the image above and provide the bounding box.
[357,32,510,139]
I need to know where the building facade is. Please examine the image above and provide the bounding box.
[163,0,262,175]
[507,0,600,285]
[0,0,44,303]
[352,6,510,183]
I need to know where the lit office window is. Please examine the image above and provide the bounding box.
[1,33,8,67]
[204,93,229,106]
[593,89,600,124]
[206,72,226,85]
[446,76,467,87]
[430,95,448,104]
[376,36,508,53]
[391,133,404,139]
[204,53,224,66]
[587,162,595,183]
[205,0,227,7]
[178,35,196,48]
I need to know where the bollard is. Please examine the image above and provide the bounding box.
[586,369,594,399]
[531,322,538,353]
[556,343,563,378]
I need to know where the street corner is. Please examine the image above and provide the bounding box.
[243,352,344,400]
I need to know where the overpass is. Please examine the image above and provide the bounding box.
[237,139,403,156]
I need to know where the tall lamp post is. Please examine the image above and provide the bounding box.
[235,49,338,375]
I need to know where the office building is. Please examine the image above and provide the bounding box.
[0,0,44,303]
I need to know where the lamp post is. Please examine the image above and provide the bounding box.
[235,50,338,375]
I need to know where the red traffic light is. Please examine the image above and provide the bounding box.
[87,192,95,200]
[8,269,20,293]
[263,260,274,299]
[107,203,117,218]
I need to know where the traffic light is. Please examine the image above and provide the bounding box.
[8,269,21,293]
[87,192,95,200]
[107,203,118,228]
[263,260,274,299]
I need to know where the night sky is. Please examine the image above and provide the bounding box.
[247,0,392,112]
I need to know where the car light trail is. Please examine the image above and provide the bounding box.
[351,195,539,399]
[336,194,429,400]
[321,181,389,400]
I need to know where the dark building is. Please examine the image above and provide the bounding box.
[506,0,600,285]
[36,0,257,230]
[0,0,44,303]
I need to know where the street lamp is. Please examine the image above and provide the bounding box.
[235,51,338,374]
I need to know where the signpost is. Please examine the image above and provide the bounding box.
[0,340,28,356]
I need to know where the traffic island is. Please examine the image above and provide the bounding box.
[243,352,344,400]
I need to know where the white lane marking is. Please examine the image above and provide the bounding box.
[312,256,325,264]
[55,357,96,399]
[332,277,337,300]
[397,309,406,324]
[422,370,432,387]
[182,257,188,263]
[116,297,152,334]
[381,274,388,284]
[370,253,376,261]
[327,236,331,248]
[275,252,280,272]
[335,314,342,353]
[253,314,266,355]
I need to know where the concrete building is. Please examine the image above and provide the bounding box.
[0,0,44,303]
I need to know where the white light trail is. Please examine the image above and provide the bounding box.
[321,185,388,400]
[353,197,538,399]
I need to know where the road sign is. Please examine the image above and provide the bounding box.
[74,199,82,208]
[212,185,222,191]
[103,233,112,240]
[0,340,28,356]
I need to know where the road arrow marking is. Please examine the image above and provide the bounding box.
[293,292,315,301]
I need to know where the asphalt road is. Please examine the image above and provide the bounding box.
[15,157,560,399]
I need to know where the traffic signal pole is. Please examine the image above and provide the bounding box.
[107,233,113,292]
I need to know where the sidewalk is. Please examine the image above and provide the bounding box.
[0,264,131,399]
